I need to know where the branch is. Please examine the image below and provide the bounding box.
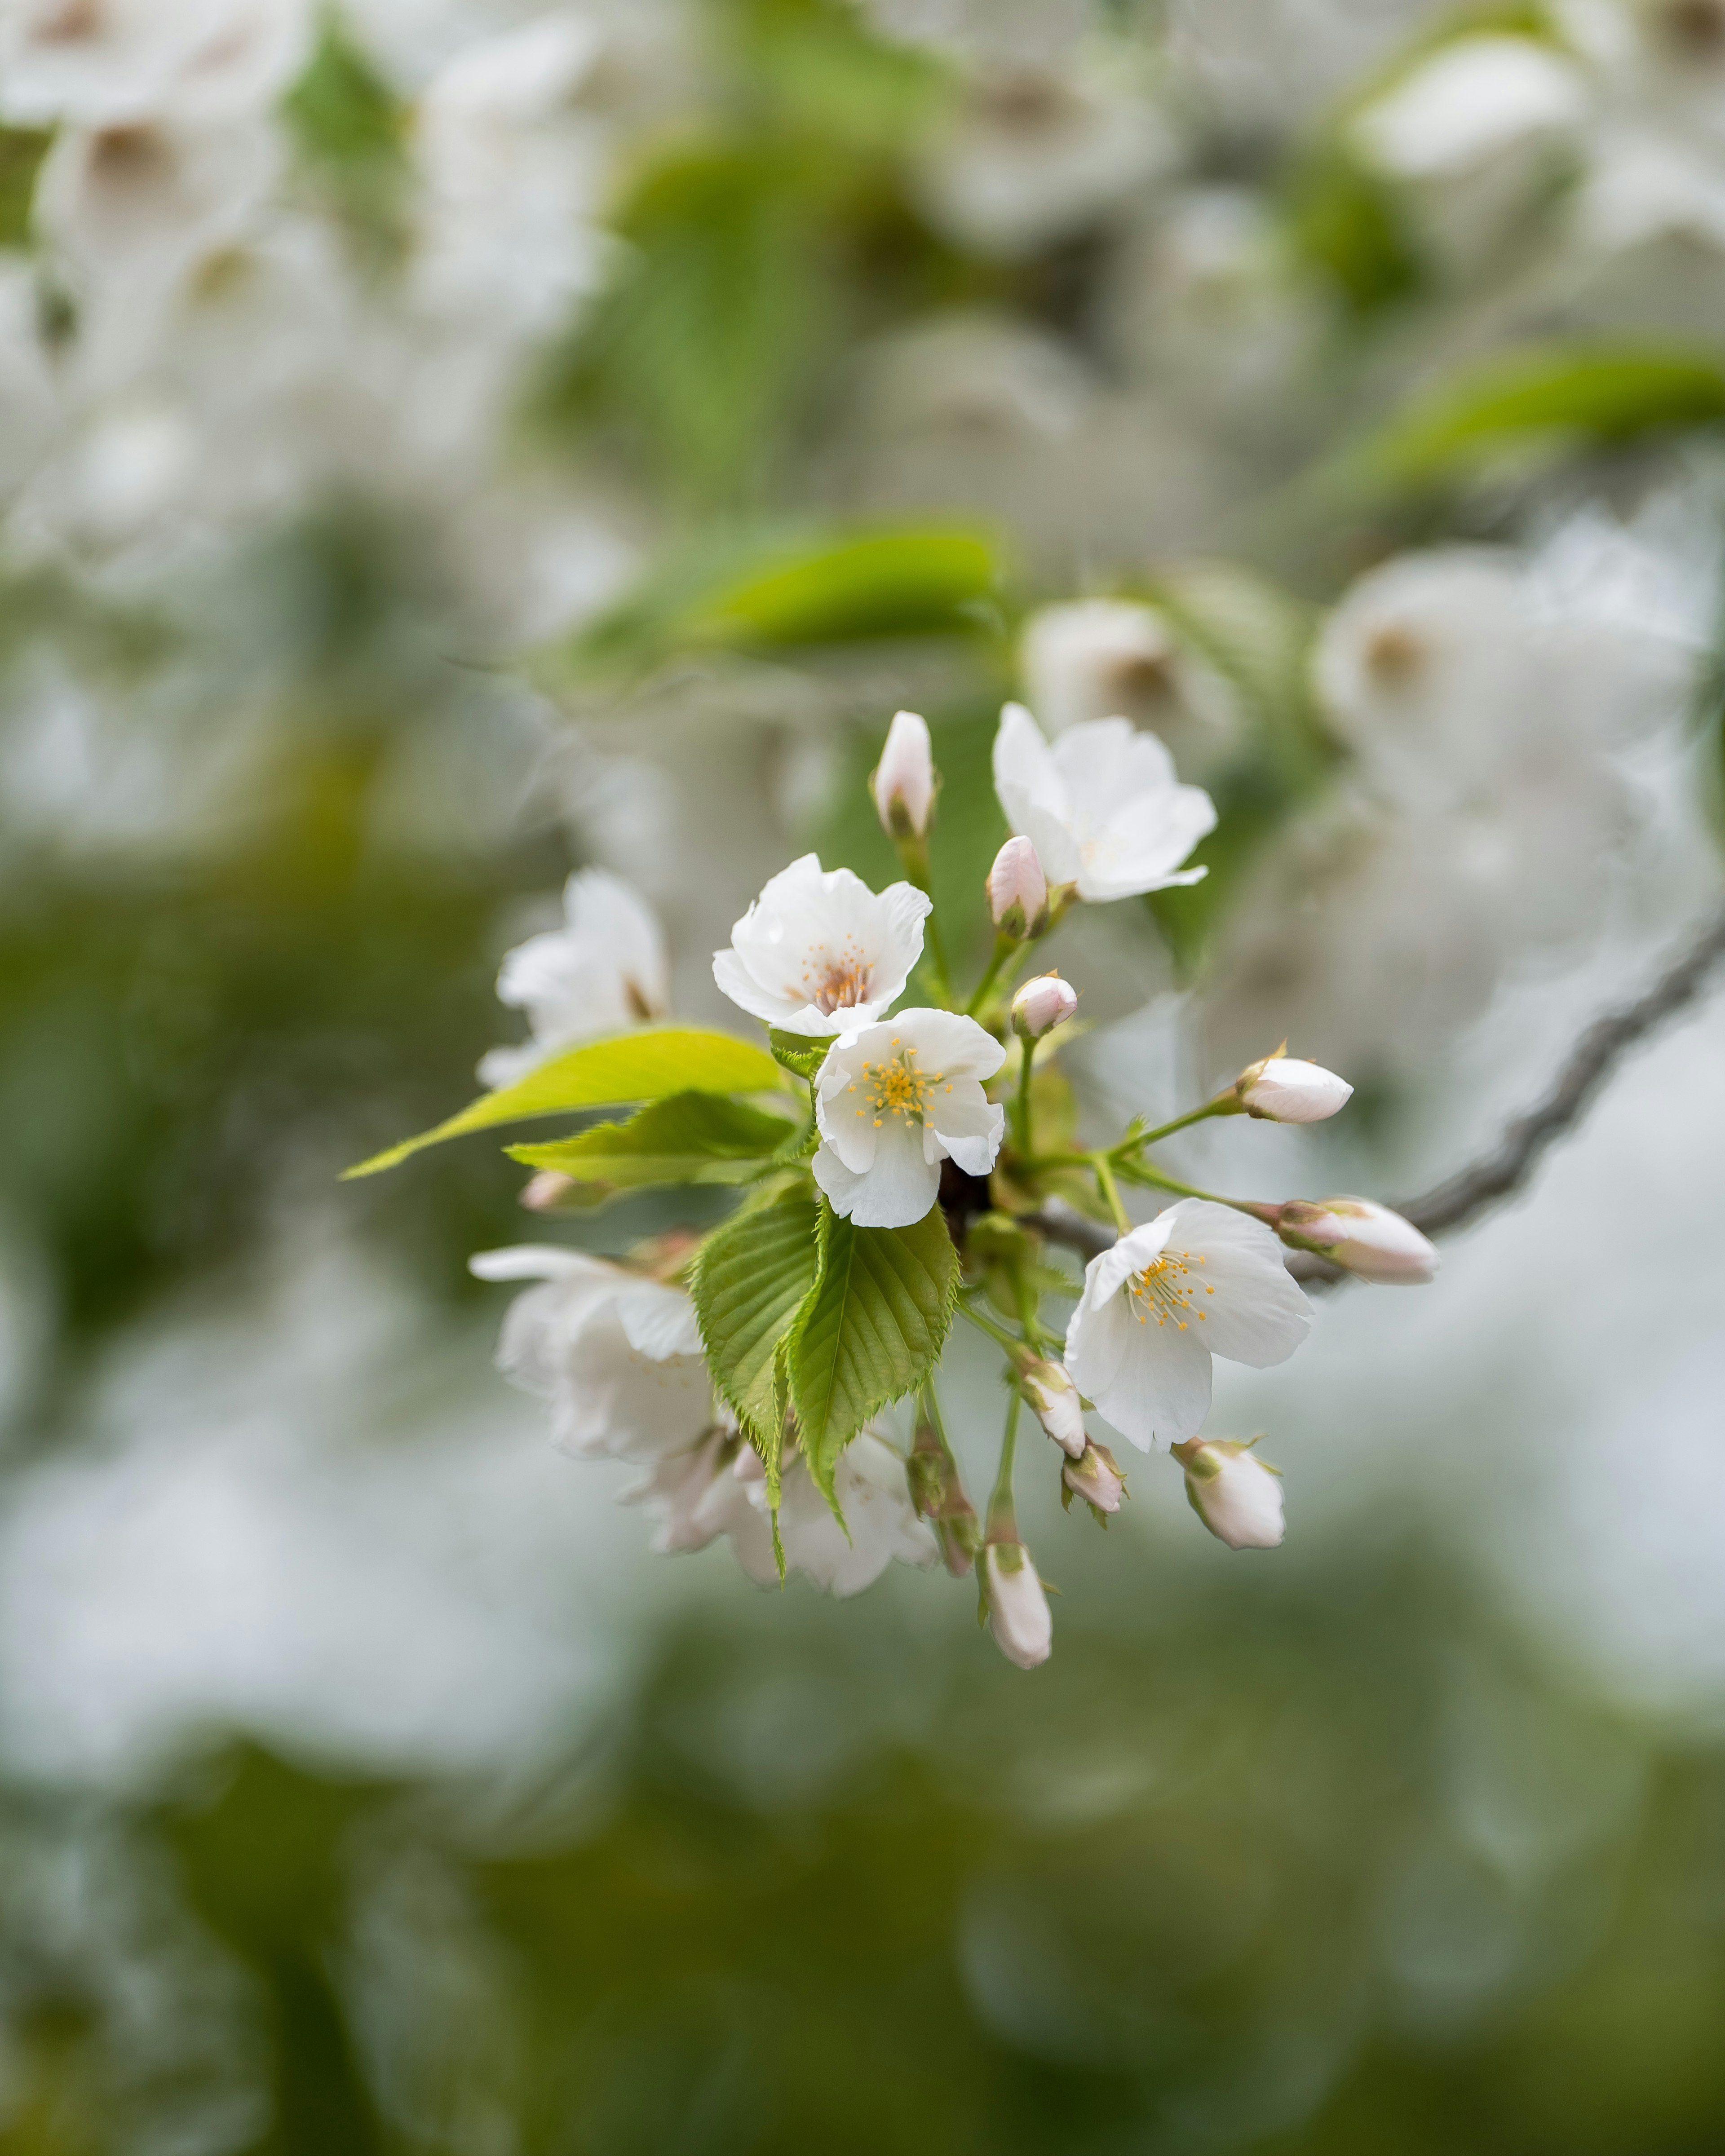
[1023,901,1725,1281]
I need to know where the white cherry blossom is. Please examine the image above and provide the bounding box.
[0,0,313,130]
[1064,1201,1310,1452]
[812,1007,1005,1228]
[621,1424,773,1565]
[1010,971,1076,1040]
[1174,1437,1284,1549]
[991,701,1215,903]
[469,1246,711,1463]
[987,835,1048,937]
[713,853,931,1038]
[734,1433,938,1598]
[479,869,668,1089]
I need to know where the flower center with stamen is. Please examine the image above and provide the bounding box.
[801,936,875,1015]
[1127,1248,1212,1330]
[852,1047,943,1129]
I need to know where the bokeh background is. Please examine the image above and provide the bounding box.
[4,0,1725,2148]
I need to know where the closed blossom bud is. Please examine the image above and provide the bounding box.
[1236,1054,1353,1123]
[1276,1197,1438,1284]
[871,709,937,839]
[1011,972,1078,1041]
[1173,1437,1283,1549]
[521,1171,576,1211]
[907,1415,982,1577]
[986,835,1050,940]
[982,1539,1053,1669]
[1020,1356,1086,1457]
[1063,1440,1127,1516]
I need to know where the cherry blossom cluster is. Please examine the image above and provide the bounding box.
[371,700,1441,1670]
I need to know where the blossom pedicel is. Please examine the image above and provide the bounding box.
[357,676,1438,1663]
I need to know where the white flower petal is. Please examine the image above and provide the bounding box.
[1156,1201,1310,1367]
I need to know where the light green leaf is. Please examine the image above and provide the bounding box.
[507,1091,798,1191]
[691,1192,823,1447]
[342,1029,784,1179]
[688,529,1000,646]
[788,1202,958,1502]
[1362,343,1725,486]
[768,1029,828,1079]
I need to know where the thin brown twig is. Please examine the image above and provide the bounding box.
[1022,901,1725,1284]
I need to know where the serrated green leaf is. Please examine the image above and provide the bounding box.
[788,1202,958,1502]
[769,1029,829,1078]
[506,1091,797,1191]
[343,1029,784,1179]
[692,1192,822,1452]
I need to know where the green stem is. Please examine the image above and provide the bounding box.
[1091,1153,1133,1236]
[895,833,952,1007]
[987,1389,1022,1536]
[1011,1264,1047,1351]
[966,933,1019,1017]
[1119,1093,1243,1151]
[1123,1159,1276,1221]
[957,1296,1024,1356]
[1013,1039,1035,1157]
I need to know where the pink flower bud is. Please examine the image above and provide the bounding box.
[1236,1055,1353,1123]
[871,709,936,839]
[1021,1356,1086,1456]
[982,1539,1053,1668]
[1063,1440,1127,1515]
[1011,972,1078,1041]
[1277,1197,1438,1284]
[986,836,1049,939]
[1173,1438,1283,1549]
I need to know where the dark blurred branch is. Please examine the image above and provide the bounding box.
[1024,900,1725,1283]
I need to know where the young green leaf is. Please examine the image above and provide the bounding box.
[507,1091,798,1191]
[768,1030,829,1079]
[789,1202,958,1502]
[691,1192,823,1446]
[342,1029,784,1179]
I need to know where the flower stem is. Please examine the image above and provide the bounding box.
[987,1388,1021,1537]
[1013,1039,1035,1156]
[1118,1093,1243,1151]
[1122,1158,1277,1221]
[894,832,953,1007]
[966,932,1019,1017]
[957,1295,1024,1356]
[1091,1152,1133,1236]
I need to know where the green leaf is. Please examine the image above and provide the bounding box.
[506,1091,798,1191]
[788,1202,958,1502]
[343,1029,784,1179]
[691,1192,823,1448]
[1362,343,1725,486]
[769,1030,829,1079]
[688,529,1000,646]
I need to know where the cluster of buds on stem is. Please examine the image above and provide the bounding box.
[1274,1197,1438,1283]
[1172,1437,1284,1548]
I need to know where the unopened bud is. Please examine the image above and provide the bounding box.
[986,835,1050,940]
[871,709,936,839]
[908,1414,982,1577]
[1277,1197,1438,1284]
[521,1171,576,1211]
[1019,1356,1086,1457]
[1173,1437,1283,1549]
[1063,1440,1126,1516]
[1011,972,1078,1041]
[1236,1054,1353,1123]
[982,1538,1053,1668]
